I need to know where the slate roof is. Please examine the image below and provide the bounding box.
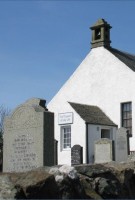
[69,102,117,126]
[107,47,135,71]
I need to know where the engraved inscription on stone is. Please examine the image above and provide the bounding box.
[96,143,110,161]
[9,133,37,172]
[3,98,54,172]
[115,127,128,162]
[5,106,41,130]
[117,136,126,150]
[94,138,113,163]
[71,145,83,165]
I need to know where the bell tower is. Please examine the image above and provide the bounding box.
[90,19,112,48]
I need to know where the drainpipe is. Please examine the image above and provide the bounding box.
[85,122,88,164]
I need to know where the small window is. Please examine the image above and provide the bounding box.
[101,129,110,139]
[121,102,132,136]
[61,126,71,150]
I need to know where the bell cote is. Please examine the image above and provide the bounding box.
[90,19,112,48]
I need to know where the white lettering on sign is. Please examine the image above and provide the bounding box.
[58,112,73,125]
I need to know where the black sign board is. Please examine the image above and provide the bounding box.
[71,145,83,165]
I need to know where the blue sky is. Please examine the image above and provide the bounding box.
[1,0,135,110]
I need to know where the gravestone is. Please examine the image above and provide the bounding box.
[71,145,83,165]
[115,127,128,162]
[94,138,113,163]
[3,98,54,172]
[54,139,58,165]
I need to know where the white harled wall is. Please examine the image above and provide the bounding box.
[48,46,135,164]
[87,124,117,163]
[51,102,86,165]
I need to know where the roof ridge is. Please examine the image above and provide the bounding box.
[107,47,135,57]
[106,47,135,71]
[68,101,98,108]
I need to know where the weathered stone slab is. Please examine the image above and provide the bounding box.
[3,98,54,172]
[71,145,83,165]
[94,138,113,163]
[115,127,128,162]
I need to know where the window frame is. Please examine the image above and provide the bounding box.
[121,102,132,137]
[60,125,71,151]
[101,129,111,139]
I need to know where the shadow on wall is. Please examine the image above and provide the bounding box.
[0,138,3,171]
[0,151,2,171]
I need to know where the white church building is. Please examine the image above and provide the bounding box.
[48,19,134,165]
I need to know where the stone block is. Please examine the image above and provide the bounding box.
[3,98,54,172]
[94,138,113,163]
